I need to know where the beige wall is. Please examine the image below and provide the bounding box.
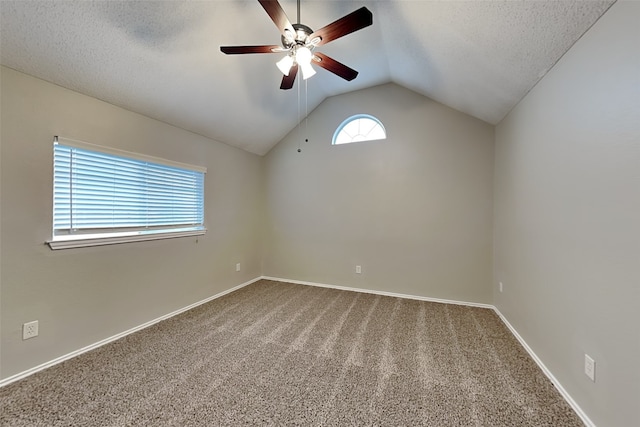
[493,2,640,426]
[264,83,494,303]
[0,66,264,379]
[3,4,636,424]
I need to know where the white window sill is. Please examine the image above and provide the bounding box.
[47,228,206,250]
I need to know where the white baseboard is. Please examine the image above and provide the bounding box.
[261,276,494,309]
[1,275,595,427]
[263,276,595,427]
[492,308,596,427]
[0,276,262,388]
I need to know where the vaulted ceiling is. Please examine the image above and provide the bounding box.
[0,1,615,155]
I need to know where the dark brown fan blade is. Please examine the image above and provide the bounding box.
[310,7,372,47]
[259,0,295,36]
[220,45,281,54]
[280,64,298,90]
[313,52,358,81]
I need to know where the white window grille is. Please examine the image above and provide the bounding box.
[332,114,386,145]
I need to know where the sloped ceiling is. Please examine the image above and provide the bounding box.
[0,1,615,155]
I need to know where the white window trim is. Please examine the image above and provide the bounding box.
[332,114,387,145]
[47,136,207,250]
[47,228,206,250]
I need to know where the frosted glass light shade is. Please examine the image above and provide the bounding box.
[276,55,294,76]
[295,46,316,80]
[300,62,316,80]
[295,46,312,65]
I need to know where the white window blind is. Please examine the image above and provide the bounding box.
[49,137,206,249]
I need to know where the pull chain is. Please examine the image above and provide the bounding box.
[297,75,309,153]
[297,69,302,152]
[296,0,308,153]
[305,78,309,144]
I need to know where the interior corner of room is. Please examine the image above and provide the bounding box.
[1,1,638,426]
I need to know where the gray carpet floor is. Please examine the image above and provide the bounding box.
[1,280,584,426]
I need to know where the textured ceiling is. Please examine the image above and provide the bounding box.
[0,1,615,155]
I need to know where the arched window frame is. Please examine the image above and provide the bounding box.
[332,114,387,145]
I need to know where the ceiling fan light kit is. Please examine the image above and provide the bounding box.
[276,55,294,76]
[220,0,372,89]
[294,46,316,80]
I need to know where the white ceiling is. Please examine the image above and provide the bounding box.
[0,1,615,155]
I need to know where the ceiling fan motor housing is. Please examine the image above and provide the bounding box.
[282,23,315,49]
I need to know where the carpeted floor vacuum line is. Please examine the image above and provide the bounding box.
[0,279,584,426]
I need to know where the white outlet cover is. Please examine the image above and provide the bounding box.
[236,263,241,272]
[355,265,362,274]
[584,354,596,382]
[23,320,39,340]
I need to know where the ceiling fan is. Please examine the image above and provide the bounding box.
[220,0,373,90]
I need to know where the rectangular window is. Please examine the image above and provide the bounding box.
[48,136,206,250]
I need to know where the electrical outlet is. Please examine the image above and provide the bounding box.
[236,263,241,272]
[584,354,596,382]
[499,282,503,293]
[23,321,39,340]
[355,265,362,274]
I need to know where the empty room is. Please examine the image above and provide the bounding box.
[0,1,637,426]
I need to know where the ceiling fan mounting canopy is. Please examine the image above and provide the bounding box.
[220,0,373,90]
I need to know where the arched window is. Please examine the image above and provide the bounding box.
[332,114,386,145]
